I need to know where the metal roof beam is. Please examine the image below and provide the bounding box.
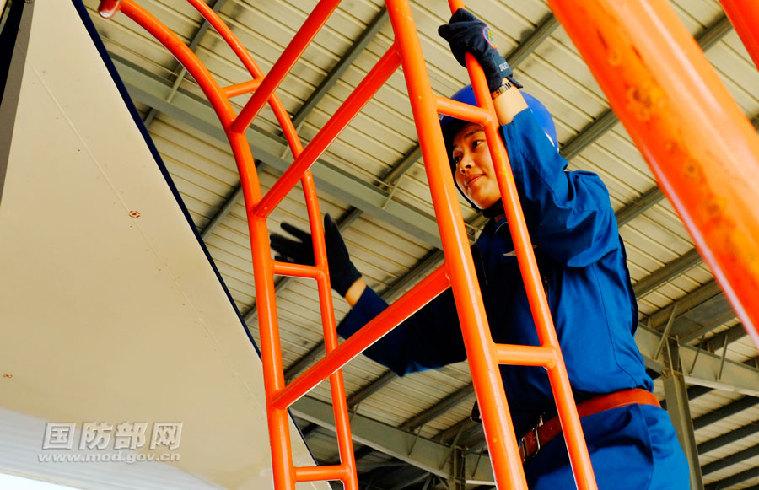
[660,384,713,410]
[671,293,736,343]
[561,109,618,161]
[200,184,242,238]
[362,464,431,490]
[436,417,479,446]
[400,383,474,432]
[698,323,747,353]
[615,186,664,227]
[637,327,759,396]
[508,13,559,67]
[290,396,496,484]
[643,280,724,333]
[346,370,396,408]
[661,336,704,486]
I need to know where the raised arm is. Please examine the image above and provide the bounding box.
[498,104,619,267]
[438,9,619,267]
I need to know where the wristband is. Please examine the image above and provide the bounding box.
[490,79,512,99]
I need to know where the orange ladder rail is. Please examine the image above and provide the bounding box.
[99,1,359,487]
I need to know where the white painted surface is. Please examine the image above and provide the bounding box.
[0,2,325,488]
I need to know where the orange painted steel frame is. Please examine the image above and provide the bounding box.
[97,0,597,487]
[548,0,759,348]
[95,0,759,488]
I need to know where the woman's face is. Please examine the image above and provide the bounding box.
[451,123,501,209]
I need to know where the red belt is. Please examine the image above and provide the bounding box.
[518,388,660,463]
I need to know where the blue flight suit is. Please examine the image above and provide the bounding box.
[337,108,690,488]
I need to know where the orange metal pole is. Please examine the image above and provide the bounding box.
[232,0,341,133]
[301,168,357,488]
[235,138,296,489]
[465,50,597,490]
[386,0,529,487]
[112,1,236,126]
[186,0,304,154]
[254,46,401,218]
[719,0,759,69]
[549,0,759,348]
[98,0,121,18]
[272,265,450,410]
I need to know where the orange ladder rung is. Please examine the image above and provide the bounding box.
[272,261,323,279]
[294,464,350,482]
[221,79,262,99]
[495,344,558,368]
[435,94,493,125]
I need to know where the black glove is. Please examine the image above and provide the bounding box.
[270,214,361,297]
[438,8,521,92]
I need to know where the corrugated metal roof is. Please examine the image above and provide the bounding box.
[82,0,759,486]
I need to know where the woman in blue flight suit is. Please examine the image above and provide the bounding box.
[272,9,690,489]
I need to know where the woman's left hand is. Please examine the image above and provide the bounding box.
[438,8,521,92]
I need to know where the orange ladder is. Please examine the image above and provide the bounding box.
[97,0,759,488]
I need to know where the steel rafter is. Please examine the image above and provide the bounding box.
[662,336,704,486]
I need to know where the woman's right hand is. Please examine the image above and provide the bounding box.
[270,214,362,298]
